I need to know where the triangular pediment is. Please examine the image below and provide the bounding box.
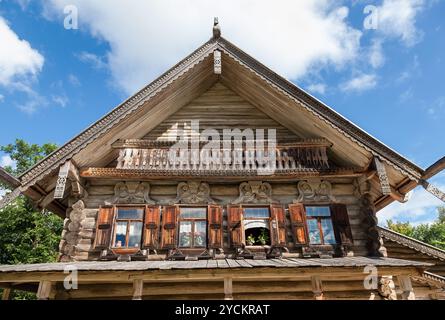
[17,36,424,215]
[144,82,301,143]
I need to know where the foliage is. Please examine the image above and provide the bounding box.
[246,234,256,245]
[0,139,62,299]
[257,229,270,245]
[386,206,445,250]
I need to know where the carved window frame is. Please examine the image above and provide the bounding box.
[304,205,336,246]
[241,205,272,247]
[176,205,208,251]
[110,205,145,255]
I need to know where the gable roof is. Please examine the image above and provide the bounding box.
[17,36,424,194]
[379,226,445,261]
[0,167,21,189]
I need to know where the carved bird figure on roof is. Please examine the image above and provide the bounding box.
[213,17,221,39]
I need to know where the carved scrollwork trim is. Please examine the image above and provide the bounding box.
[175,181,215,204]
[295,180,335,203]
[233,181,273,204]
[105,182,154,205]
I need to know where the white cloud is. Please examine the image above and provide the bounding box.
[368,39,385,68]
[75,51,107,70]
[68,74,81,86]
[341,73,377,92]
[306,83,326,95]
[52,94,69,108]
[0,94,4,102]
[0,16,44,87]
[0,155,17,169]
[376,0,425,46]
[45,0,362,94]
[379,183,445,225]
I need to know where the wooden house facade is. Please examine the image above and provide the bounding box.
[0,21,444,300]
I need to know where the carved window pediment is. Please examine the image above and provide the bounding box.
[105,182,154,205]
[175,181,215,204]
[295,180,335,203]
[233,181,273,204]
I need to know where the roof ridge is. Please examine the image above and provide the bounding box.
[378,226,445,260]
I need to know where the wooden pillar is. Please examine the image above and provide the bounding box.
[2,288,11,300]
[311,276,324,300]
[224,277,233,300]
[132,279,144,300]
[398,275,415,300]
[37,281,53,300]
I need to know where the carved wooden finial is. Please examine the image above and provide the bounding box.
[213,17,221,39]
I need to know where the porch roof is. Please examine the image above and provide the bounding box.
[0,257,431,274]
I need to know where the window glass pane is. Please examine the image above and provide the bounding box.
[243,207,270,219]
[117,208,144,220]
[194,221,207,247]
[180,207,207,219]
[179,221,192,248]
[307,219,322,244]
[306,206,331,217]
[321,219,336,244]
[114,221,127,247]
[128,222,143,248]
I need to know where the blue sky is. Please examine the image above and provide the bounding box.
[0,0,444,224]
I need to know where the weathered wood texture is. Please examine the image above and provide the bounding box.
[144,83,301,143]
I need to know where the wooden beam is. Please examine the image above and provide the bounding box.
[37,281,53,300]
[132,279,144,300]
[420,179,445,203]
[38,189,56,209]
[224,277,233,300]
[80,167,364,181]
[1,288,11,300]
[311,276,323,300]
[398,275,415,300]
[0,266,424,284]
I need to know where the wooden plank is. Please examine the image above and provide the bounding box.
[1,288,11,300]
[37,280,53,300]
[132,279,143,300]
[224,277,233,300]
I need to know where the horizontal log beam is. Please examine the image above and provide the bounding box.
[0,266,424,284]
[80,167,365,181]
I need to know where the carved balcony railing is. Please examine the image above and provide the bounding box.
[113,139,332,172]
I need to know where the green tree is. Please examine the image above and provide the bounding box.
[386,206,445,250]
[0,139,63,299]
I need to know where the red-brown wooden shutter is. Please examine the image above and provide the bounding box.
[270,204,287,247]
[227,205,244,248]
[142,206,161,249]
[161,206,178,249]
[208,205,223,249]
[94,207,115,249]
[331,204,353,245]
[288,204,308,245]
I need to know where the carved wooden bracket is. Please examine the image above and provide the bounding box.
[295,180,335,203]
[105,182,154,205]
[175,181,215,204]
[374,157,391,196]
[54,160,88,201]
[420,179,445,203]
[233,181,273,204]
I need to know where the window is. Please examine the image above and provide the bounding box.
[305,206,336,245]
[178,207,207,248]
[243,207,271,246]
[112,207,144,249]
